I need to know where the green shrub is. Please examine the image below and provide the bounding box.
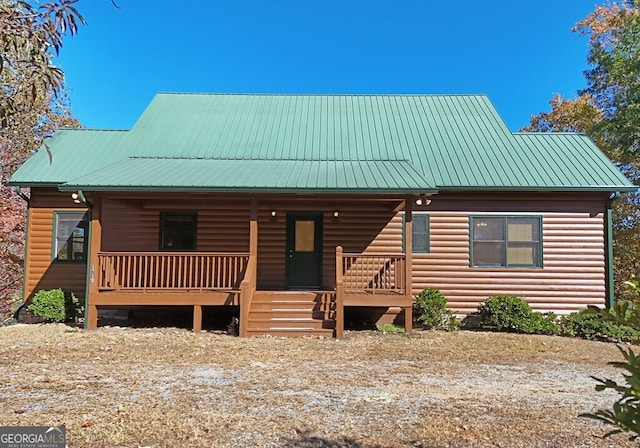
[27,289,81,323]
[528,311,560,336]
[583,276,640,440]
[582,346,640,440]
[477,295,558,335]
[413,288,459,331]
[560,310,639,343]
[377,323,404,334]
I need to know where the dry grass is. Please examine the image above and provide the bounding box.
[0,323,637,447]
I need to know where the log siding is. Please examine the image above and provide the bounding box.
[369,192,609,315]
[23,190,611,317]
[23,188,89,301]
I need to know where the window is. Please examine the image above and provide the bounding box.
[160,212,197,251]
[403,213,430,253]
[470,216,541,268]
[53,211,89,262]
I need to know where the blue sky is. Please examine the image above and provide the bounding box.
[56,0,599,132]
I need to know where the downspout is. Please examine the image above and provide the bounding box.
[15,186,30,203]
[12,187,30,322]
[605,192,620,310]
[74,190,92,207]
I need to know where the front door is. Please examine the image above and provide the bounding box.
[286,213,323,289]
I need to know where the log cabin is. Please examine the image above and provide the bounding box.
[8,93,636,337]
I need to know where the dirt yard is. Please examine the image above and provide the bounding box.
[0,323,636,448]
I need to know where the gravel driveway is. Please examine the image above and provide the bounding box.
[0,324,635,447]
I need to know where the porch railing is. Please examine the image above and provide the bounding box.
[239,254,257,337]
[341,251,406,294]
[335,246,407,338]
[97,252,250,292]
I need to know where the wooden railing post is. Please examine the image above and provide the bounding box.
[335,246,345,338]
[240,198,259,337]
[86,195,102,330]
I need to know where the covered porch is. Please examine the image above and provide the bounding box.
[84,193,419,337]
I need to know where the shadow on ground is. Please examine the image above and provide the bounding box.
[277,430,362,447]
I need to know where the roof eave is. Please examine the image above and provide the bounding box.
[439,185,638,193]
[6,181,64,187]
[57,185,439,195]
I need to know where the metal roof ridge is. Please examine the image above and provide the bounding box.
[154,92,491,98]
[127,156,414,161]
[514,131,588,136]
[56,127,130,132]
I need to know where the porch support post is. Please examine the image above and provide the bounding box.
[240,197,258,337]
[404,196,413,334]
[335,246,345,339]
[249,198,258,259]
[193,305,202,333]
[86,195,102,330]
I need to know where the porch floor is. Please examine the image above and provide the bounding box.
[89,289,412,337]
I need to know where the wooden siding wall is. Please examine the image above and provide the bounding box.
[259,202,398,289]
[99,196,397,290]
[101,198,251,252]
[366,192,609,315]
[24,188,88,300]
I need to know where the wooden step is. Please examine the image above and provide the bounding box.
[244,328,334,338]
[245,291,336,338]
[249,300,327,311]
[249,309,329,320]
[252,292,324,302]
[248,317,335,330]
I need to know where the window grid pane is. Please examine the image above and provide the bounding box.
[473,218,504,241]
[473,242,506,266]
[412,214,429,253]
[55,212,88,262]
[161,213,197,251]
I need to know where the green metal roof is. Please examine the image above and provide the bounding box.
[9,129,130,186]
[8,93,637,193]
[59,158,434,193]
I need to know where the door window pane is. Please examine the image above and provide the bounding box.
[295,220,315,252]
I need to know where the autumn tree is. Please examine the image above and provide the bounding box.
[0,0,84,323]
[525,0,640,301]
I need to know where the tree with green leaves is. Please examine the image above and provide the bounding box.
[0,0,85,125]
[524,0,640,302]
[528,2,640,438]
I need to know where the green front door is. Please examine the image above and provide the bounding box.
[286,213,323,289]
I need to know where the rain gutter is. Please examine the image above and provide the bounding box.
[605,192,619,309]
